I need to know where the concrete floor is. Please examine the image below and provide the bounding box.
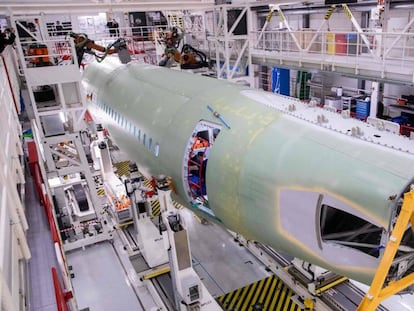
[25,174,58,311]
[64,207,270,310]
[66,243,144,311]
[352,281,414,311]
[182,208,270,297]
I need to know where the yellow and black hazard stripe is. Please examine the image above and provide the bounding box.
[114,160,130,177]
[266,9,274,23]
[342,4,352,20]
[151,200,161,217]
[143,177,154,189]
[217,275,303,311]
[173,201,184,209]
[324,5,336,20]
[150,199,183,217]
[96,188,105,196]
[276,9,285,22]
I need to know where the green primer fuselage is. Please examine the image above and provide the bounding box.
[83,60,414,284]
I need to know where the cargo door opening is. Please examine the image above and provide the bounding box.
[320,204,383,258]
[183,121,221,210]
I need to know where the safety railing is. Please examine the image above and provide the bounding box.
[15,24,210,70]
[250,29,414,84]
[76,25,169,65]
[18,38,77,69]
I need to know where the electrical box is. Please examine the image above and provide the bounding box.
[181,275,202,305]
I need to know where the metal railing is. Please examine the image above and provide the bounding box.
[16,25,414,85]
[250,29,414,83]
[19,38,77,68]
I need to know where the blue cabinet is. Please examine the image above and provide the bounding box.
[355,99,370,120]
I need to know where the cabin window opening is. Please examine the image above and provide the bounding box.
[184,122,221,209]
[138,129,141,141]
[320,204,383,258]
[154,143,159,157]
[148,138,152,151]
[143,133,146,145]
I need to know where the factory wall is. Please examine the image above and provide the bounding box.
[0,46,30,311]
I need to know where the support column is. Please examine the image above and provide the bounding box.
[370,81,383,118]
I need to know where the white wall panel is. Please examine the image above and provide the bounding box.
[0,46,28,311]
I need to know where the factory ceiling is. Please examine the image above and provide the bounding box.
[0,0,215,15]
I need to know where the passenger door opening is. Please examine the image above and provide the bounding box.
[183,121,221,209]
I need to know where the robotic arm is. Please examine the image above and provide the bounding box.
[69,32,131,66]
[158,27,209,69]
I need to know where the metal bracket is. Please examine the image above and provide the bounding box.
[357,189,414,311]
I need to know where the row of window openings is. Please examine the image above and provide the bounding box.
[96,100,160,157]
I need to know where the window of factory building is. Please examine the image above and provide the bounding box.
[320,204,383,258]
